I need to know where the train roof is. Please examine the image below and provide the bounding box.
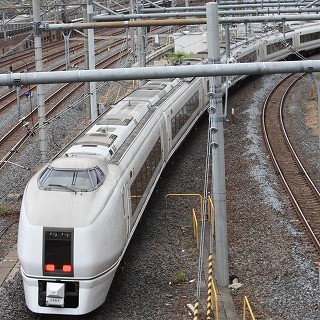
[63,78,182,162]
[49,156,105,170]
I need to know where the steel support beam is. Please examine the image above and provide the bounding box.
[3,60,320,85]
[142,3,320,12]
[94,7,320,21]
[41,14,320,30]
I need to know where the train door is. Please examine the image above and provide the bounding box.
[121,183,130,243]
[160,123,168,161]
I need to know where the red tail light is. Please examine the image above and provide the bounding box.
[62,265,72,272]
[45,264,55,272]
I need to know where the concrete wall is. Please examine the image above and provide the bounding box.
[172,32,207,54]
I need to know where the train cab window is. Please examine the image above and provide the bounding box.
[39,166,105,192]
[89,167,104,186]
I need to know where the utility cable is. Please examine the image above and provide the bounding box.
[194,93,215,319]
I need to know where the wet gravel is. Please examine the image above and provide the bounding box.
[0,71,320,319]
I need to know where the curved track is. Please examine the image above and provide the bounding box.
[262,74,320,255]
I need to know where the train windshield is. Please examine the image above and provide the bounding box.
[38,166,105,192]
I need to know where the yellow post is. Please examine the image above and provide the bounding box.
[211,278,219,320]
[208,196,215,236]
[193,299,200,320]
[243,296,256,320]
[192,209,199,249]
[206,254,213,319]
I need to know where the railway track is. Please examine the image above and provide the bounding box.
[0,47,130,169]
[0,25,173,171]
[0,28,125,73]
[262,73,320,255]
[0,36,126,116]
[0,25,168,126]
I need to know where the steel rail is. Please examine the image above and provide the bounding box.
[262,73,320,253]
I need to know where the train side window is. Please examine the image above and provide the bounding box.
[171,92,199,139]
[300,31,320,43]
[130,137,162,216]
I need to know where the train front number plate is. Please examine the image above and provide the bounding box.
[46,297,64,307]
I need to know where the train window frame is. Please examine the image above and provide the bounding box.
[171,91,199,139]
[38,166,105,192]
[300,31,320,43]
[266,39,292,55]
[130,137,162,216]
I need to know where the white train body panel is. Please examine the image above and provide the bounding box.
[18,21,320,315]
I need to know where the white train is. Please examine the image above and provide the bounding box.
[18,69,209,315]
[18,21,320,315]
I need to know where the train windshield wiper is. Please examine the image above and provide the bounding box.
[48,184,77,194]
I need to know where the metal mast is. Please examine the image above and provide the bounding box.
[33,0,47,163]
[207,1,229,287]
[86,0,98,120]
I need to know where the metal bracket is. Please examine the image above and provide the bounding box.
[210,127,218,134]
[35,21,44,34]
[207,105,216,114]
[13,79,21,88]
[210,142,219,149]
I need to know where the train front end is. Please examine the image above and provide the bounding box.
[18,156,124,315]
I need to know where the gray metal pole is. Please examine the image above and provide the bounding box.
[82,0,90,119]
[43,13,320,31]
[224,24,230,119]
[15,85,21,120]
[207,2,229,287]
[134,0,146,86]
[5,60,320,85]
[33,0,47,164]
[2,10,7,40]
[93,7,320,21]
[142,2,320,12]
[62,31,71,70]
[87,0,98,120]
[137,1,146,69]
[225,24,230,59]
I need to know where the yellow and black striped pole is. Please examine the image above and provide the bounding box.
[193,299,200,320]
[206,254,214,319]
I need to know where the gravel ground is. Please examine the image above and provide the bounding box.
[0,71,320,319]
[225,73,320,319]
